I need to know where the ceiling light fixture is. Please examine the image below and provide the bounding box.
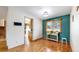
[43,11,48,17]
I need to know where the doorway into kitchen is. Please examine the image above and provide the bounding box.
[0,19,8,51]
[24,17,33,46]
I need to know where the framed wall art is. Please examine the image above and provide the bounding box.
[46,18,62,33]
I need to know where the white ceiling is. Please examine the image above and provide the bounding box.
[21,6,72,19]
[0,6,72,19]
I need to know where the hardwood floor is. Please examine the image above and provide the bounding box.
[0,41,8,52]
[0,26,8,52]
[0,26,72,52]
[7,39,72,52]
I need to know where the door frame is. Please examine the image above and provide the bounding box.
[24,16,33,43]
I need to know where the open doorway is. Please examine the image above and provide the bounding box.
[0,19,6,41]
[0,19,8,51]
[24,17,33,46]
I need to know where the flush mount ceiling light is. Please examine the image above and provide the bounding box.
[40,7,52,18]
[43,11,48,17]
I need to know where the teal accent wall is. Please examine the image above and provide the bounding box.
[42,14,70,41]
[42,20,46,38]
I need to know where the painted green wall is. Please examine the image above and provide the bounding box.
[42,20,46,38]
[42,14,70,41]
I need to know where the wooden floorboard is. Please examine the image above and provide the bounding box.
[0,41,8,52]
[8,39,72,52]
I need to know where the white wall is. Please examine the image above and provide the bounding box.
[0,19,4,26]
[33,18,42,40]
[6,7,43,49]
[0,7,8,19]
[0,7,8,26]
[70,6,79,52]
[7,7,24,49]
